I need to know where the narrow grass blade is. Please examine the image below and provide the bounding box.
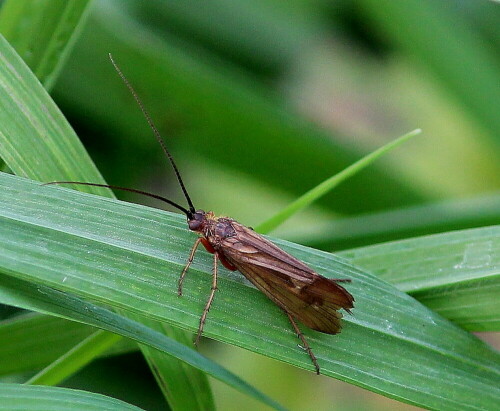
[257,129,421,233]
[279,193,500,250]
[25,330,122,386]
[0,0,92,90]
[141,324,216,411]
[0,314,100,376]
[0,34,109,194]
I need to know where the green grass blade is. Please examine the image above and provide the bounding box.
[0,33,109,193]
[1,172,498,410]
[0,274,286,411]
[141,325,216,411]
[0,0,92,90]
[339,225,500,331]
[257,129,421,234]
[133,316,216,411]
[25,330,122,386]
[279,193,500,250]
[0,383,143,410]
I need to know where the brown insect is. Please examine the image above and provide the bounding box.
[47,55,354,374]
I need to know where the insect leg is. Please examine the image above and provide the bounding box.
[194,252,219,345]
[178,237,202,296]
[284,311,321,375]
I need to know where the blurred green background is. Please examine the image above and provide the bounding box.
[1,0,499,410]
[51,0,500,249]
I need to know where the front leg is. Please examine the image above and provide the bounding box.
[178,237,202,296]
[195,252,219,345]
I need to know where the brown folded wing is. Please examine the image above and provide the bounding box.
[220,222,354,334]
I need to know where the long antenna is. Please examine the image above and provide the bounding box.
[43,182,192,217]
[108,53,196,214]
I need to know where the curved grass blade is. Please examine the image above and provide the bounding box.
[280,193,500,251]
[0,314,93,376]
[0,314,133,377]
[25,330,122,386]
[256,129,421,234]
[0,383,143,410]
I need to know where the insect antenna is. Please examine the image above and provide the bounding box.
[108,53,196,215]
[42,181,192,217]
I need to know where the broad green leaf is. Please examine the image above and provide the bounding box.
[1,172,498,411]
[0,0,93,90]
[0,383,142,410]
[257,129,421,233]
[0,274,285,411]
[339,225,500,332]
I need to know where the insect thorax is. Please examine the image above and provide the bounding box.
[203,215,236,248]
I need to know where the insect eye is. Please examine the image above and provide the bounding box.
[189,219,202,231]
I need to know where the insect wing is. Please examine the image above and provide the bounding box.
[220,223,354,334]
